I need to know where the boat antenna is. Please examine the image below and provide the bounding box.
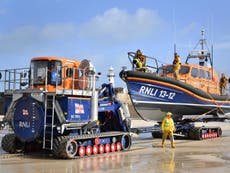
[174,44,177,55]
[174,43,176,54]
[201,29,205,50]
[199,29,206,66]
[211,44,214,80]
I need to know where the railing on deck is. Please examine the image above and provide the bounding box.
[55,66,94,96]
[0,68,30,93]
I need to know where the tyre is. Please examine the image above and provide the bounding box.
[1,134,24,153]
[53,137,78,159]
[217,127,222,137]
[189,127,202,140]
[121,134,132,151]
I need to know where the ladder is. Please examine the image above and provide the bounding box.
[43,93,55,150]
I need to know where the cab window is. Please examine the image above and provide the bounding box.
[31,60,48,85]
[50,60,62,85]
[66,68,73,77]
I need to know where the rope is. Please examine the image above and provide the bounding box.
[192,87,230,120]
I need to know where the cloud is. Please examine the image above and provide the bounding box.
[78,8,165,43]
[213,34,230,50]
[0,24,78,55]
[180,22,197,36]
[215,41,230,50]
[0,26,39,53]
[0,7,166,56]
[40,23,76,40]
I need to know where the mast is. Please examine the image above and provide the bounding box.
[201,29,205,51]
[185,30,212,68]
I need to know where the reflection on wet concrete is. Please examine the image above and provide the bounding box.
[78,154,127,173]
[1,145,230,173]
[224,153,230,160]
[1,130,230,173]
[180,154,225,169]
[160,149,175,173]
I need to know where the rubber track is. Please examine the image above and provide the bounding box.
[53,131,130,159]
[189,127,202,140]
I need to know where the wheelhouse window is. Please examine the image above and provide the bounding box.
[158,65,174,74]
[205,71,211,80]
[191,68,199,78]
[200,69,206,79]
[159,65,190,76]
[179,66,190,74]
[165,65,174,73]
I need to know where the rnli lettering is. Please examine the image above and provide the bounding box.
[139,86,176,100]
[19,121,31,128]
[139,86,158,96]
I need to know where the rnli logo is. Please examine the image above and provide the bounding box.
[75,103,85,114]
[22,109,29,116]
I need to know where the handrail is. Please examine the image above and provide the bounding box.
[0,68,30,92]
[128,52,160,73]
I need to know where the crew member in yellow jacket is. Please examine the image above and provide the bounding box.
[219,73,228,95]
[161,112,176,148]
[133,49,147,72]
[173,53,181,80]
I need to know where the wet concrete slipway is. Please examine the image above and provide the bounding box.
[1,121,230,173]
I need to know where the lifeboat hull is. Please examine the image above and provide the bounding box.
[120,70,230,121]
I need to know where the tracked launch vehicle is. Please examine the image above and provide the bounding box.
[0,57,131,159]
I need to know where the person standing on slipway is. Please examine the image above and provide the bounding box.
[161,112,176,148]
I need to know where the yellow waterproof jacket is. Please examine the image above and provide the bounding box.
[161,117,175,132]
[220,76,227,88]
[173,57,181,71]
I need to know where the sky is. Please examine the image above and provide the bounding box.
[0,0,230,87]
